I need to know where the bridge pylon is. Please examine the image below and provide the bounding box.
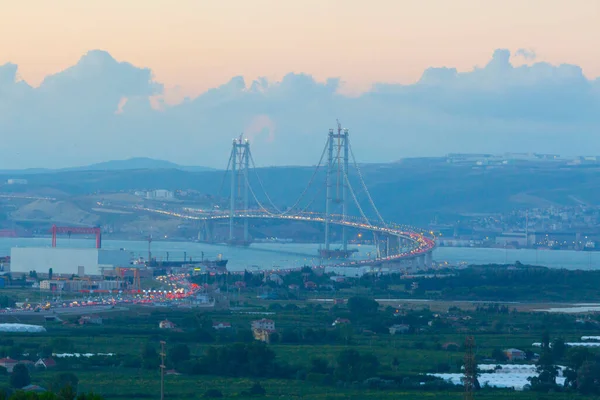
[320,121,353,259]
[228,135,251,246]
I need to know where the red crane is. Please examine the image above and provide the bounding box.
[50,225,102,248]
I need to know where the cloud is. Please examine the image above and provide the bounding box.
[0,49,598,169]
[515,48,537,61]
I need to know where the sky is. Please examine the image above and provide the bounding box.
[0,0,599,169]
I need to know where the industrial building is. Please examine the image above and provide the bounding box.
[10,247,132,276]
[39,279,120,292]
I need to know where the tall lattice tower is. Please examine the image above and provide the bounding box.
[228,135,251,244]
[322,120,350,258]
[463,335,476,400]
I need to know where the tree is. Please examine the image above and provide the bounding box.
[53,372,79,393]
[203,389,223,398]
[58,384,77,400]
[552,338,567,361]
[169,344,190,365]
[141,342,159,370]
[8,346,23,360]
[335,349,379,382]
[310,357,330,374]
[10,364,30,389]
[491,348,508,363]
[392,356,400,371]
[51,338,74,352]
[528,348,559,391]
[347,296,379,317]
[248,382,266,396]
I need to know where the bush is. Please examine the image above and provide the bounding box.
[248,382,266,396]
[203,389,223,398]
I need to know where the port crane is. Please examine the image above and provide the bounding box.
[50,225,102,248]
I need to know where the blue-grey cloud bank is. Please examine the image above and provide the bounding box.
[0,49,599,169]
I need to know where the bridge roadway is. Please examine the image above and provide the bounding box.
[200,211,436,267]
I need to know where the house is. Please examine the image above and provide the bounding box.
[21,385,47,393]
[265,274,283,285]
[332,318,351,327]
[504,348,526,361]
[251,319,275,332]
[212,322,232,330]
[304,281,317,290]
[159,320,176,329]
[442,342,460,351]
[253,328,273,344]
[79,314,103,325]
[0,358,18,373]
[389,324,410,335]
[35,358,57,369]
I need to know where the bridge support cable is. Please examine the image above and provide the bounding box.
[342,166,373,227]
[279,140,328,216]
[217,149,234,198]
[242,166,279,216]
[247,151,284,214]
[246,142,329,217]
[348,142,386,225]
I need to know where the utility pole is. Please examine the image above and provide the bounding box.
[463,336,476,400]
[160,341,166,400]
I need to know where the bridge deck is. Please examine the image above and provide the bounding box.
[199,212,436,267]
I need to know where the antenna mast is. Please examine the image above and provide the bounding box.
[160,341,166,400]
[463,336,476,400]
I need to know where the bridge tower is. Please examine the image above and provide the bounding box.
[321,120,351,258]
[229,135,251,245]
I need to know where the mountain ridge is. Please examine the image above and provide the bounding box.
[0,157,215,175]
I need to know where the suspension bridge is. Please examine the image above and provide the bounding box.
[197,122,436,268]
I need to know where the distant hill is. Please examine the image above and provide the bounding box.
[2,159,600,225]
[0,157,214,174]
[70,157,183,171]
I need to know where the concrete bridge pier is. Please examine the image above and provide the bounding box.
[198,220,214,243]
[425,252,433,267]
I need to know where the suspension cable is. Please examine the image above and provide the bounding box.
[217,149,234,198]
[247,151,284,214]
[343,167,372,226]
[295,180,326,215]
[242,167,278,216]
[348,141,386,224]
[246,141,329,216]
[281,140,329,215]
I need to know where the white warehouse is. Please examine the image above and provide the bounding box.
[10,247,132,276]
